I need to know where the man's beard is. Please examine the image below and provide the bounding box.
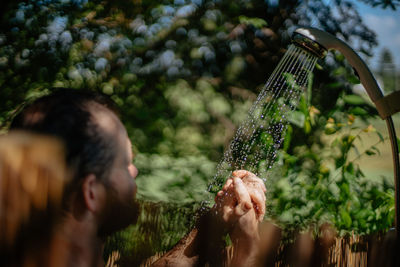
[98,185,140,237]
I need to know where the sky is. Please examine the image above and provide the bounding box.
[352,1,400,71]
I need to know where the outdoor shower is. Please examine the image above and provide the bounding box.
[292,27,400,235]
[209,26,400,238]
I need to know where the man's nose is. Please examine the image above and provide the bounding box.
[129,164,138,179]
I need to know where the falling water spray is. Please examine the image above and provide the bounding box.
[207,44,318,197]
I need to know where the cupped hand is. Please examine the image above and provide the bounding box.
[212,177,253,231]
[231,170,266,221]
[213,170,266,238]
[214,170,266,222]
[229,177,259,242]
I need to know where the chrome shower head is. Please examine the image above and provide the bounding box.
[292,32,327,59]
[292,27,384,109]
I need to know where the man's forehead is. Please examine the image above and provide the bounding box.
[88,102,132,160]
[89,102,124,136]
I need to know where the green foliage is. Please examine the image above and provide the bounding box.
[135,153,215,203]
[266,74,394,234]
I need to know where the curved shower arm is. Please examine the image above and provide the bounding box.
[294,27,384,108]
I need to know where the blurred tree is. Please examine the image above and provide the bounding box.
[0,0,378,156]
[358,0,400,9]
[378,48,397,93]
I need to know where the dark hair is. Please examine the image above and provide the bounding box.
[10,89,120,202]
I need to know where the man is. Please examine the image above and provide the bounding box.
[10,89,266,266]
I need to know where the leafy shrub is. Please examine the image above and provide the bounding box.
[266,73,395,234]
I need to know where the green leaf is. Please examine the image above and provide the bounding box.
[327,82,343,88]
[336,157,345,168]
[377,132,385,142]
[343,94,366,105]
[347,75,360,84]
[365,149,376,156]
[345,162,355,174]
[328,183,340,198]
[371,146,381,155]
[238,16,267,28]
[288,111,305,128]
[333,66,346,76]
[331,137,340,147]
[304,120,311,134]
[356,166,365,177]
[296,94,308,114]
[260,132,274,147]
[340,209,352,228]
[283,152,298,164]
[283,125,292,151]
[349,107,368,115]
[340,183,350,196]
[325,127,337,135]
[335,53,345,62]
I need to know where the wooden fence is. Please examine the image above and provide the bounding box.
[106,229,398,266]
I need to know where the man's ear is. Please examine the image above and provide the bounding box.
[81,174,105,212]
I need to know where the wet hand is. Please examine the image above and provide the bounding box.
[214,170,266,223]
[213,177,252,229]
[229,177,259,242]
[231,170,266,221]
[213,170,266,236]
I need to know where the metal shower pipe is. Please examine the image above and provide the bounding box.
[292,27,400,236]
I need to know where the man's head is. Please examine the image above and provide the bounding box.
[10,89,139,236]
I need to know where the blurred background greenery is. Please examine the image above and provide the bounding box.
[1,0,399,263]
